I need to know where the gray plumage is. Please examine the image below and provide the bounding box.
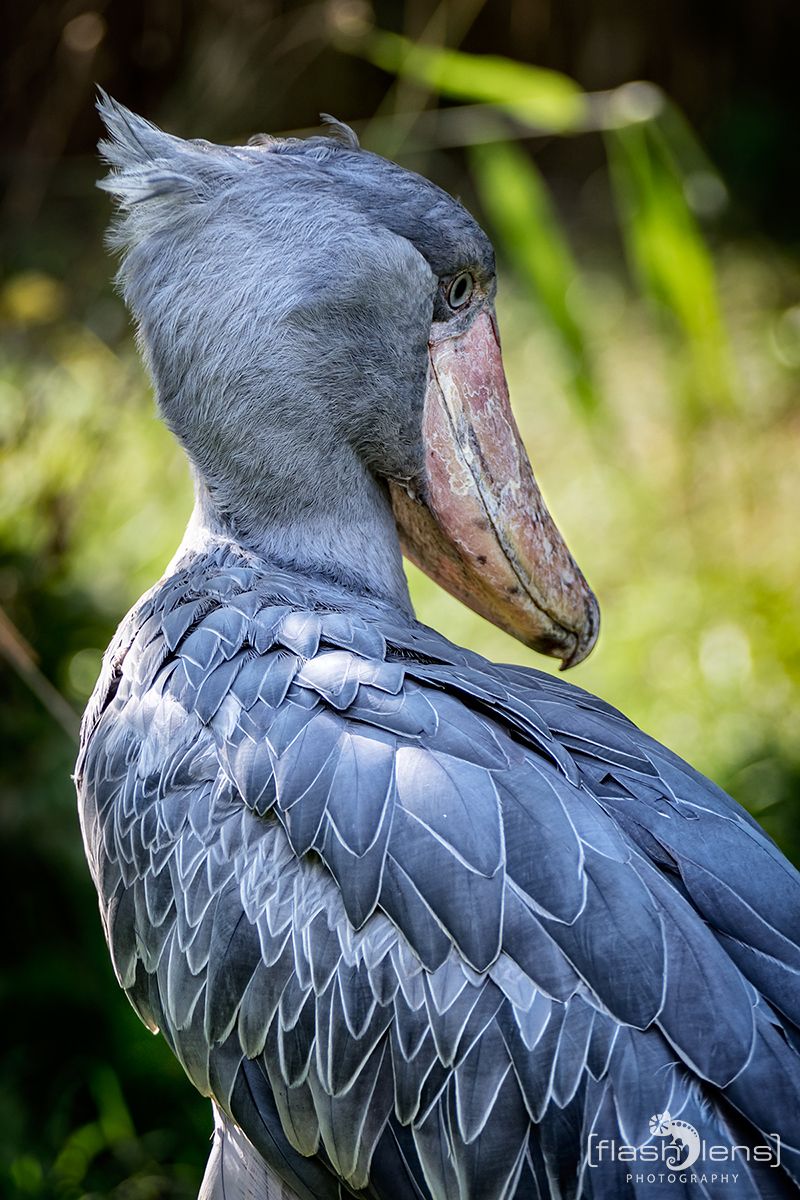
[77,94,800,1199]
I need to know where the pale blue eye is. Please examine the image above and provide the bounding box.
[447,271,474,310]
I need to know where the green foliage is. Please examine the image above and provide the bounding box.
[361,30,588,132]
[605,116,734,416]
[0,321,201,1198]
[356,31,735,421]
[468,140,598,413]
[2,36,799,1200]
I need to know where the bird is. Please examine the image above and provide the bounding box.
[76,92,800,1200]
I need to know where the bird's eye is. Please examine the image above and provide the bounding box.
[446,271,474,310]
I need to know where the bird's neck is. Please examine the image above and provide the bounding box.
[172,455,415,616]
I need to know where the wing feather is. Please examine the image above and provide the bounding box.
[76,551,800,1199]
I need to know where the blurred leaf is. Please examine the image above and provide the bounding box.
[605,119,735,416]
[656,99,729,218]
[10,1155,43,1195]
[470,140,599,414]
[51,1121,106,1196]
[91,1066,135,1145]
[360,30,588,133]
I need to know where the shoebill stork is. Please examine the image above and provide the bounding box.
[77,94,800,1199]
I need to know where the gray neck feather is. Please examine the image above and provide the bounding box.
[173,457,414,616]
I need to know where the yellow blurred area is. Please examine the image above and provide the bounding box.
[1,272,68,326]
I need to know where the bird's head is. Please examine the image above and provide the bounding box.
[98,93,598,668]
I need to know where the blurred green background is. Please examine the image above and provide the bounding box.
[1,1,799,1195]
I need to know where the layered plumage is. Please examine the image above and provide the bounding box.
[77,545,800,1199]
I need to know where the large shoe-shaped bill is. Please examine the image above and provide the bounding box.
[390,310,599,668]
